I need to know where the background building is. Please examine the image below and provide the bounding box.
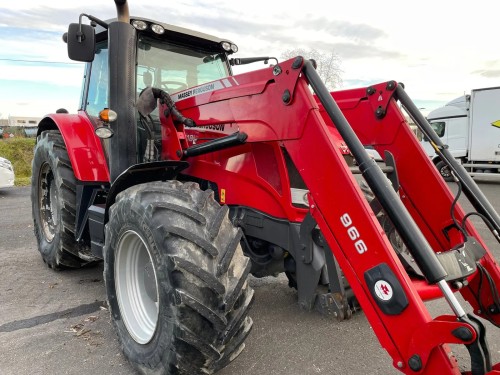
[0,116,41,138]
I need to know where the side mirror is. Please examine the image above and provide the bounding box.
[66,23,95,62]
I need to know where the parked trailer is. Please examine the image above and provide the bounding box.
[422,87,500,181]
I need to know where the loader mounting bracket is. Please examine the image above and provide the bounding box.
[366,81,398,120]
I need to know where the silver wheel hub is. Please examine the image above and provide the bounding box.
[115,230,159,344]
[38,163,57,242]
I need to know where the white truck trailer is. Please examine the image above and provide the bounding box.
[422,86,500,181]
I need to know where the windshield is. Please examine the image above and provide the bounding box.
[136,34,230,95]
[430,121,445,138]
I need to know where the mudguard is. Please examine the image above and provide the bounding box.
[37,111,110,182]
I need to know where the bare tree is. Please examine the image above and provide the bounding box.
[281,48,342,90]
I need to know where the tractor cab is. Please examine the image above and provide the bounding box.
[66,14,238,175]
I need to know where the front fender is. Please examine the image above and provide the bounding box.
[37,111,110,182]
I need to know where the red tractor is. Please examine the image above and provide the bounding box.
[31,1,500,374]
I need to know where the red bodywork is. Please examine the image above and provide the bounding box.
[54,57,500,374]
[161,58,500,374]
[40,112,109,182]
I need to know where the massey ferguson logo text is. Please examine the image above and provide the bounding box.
[172,80,226,102]
[201,124,225,131]
[177,83,215,100]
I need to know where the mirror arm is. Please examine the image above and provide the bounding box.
[77,13,109,42]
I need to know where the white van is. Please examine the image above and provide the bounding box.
[0,157,15,188]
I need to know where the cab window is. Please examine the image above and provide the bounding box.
[136,35,229,96]
[86,42,109,117]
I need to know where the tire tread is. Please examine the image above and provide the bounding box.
[104,181,254,375]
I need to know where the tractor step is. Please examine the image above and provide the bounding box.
[88,204,105,258]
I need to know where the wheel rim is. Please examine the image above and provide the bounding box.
[440,165,451,178]
[115,230,159,344]
[38,162,58,242]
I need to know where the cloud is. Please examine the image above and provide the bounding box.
[0,7,88,31]
[0,27,68,60]
[0,2,398,63]
[412,99,448,113]
[324,42,403,60]
[342,78,383,88]
[0,0,498,120]
[472,69,500,78]
[277,36,404,61]
[295,18,386,42]
[0,62,83,87]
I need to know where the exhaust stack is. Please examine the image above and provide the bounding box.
[114,0,130,23]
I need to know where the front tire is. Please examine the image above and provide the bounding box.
[31,130,96,269]
[104,181,254,374]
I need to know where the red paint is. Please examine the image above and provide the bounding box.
[50,56,500,374]
[170,59,500,374]
[41,111,109,182]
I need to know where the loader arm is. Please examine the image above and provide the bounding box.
[282,60,464,374]
[293,59,500,375]
[172,57,500,374]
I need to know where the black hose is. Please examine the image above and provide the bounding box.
[151,88,196,127]
[451,180,468,238]
[462,212,498,235]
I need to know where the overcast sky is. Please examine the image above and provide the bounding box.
[0,0,498,118]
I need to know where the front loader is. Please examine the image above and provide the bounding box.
[31,1,500,374]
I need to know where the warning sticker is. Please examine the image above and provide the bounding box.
[374,280,393,301]
[492,120,500,129]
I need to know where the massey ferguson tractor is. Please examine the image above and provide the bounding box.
[31,1,500,374]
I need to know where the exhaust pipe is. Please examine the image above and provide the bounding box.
[114,0,130,23]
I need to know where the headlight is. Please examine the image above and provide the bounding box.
[151,24,165,35]
[132,20,148,30]
[221,41,238,54]
[95,126,114,139]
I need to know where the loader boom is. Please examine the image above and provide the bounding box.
[170,57,500,374]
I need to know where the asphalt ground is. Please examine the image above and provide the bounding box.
[1,181,500,375]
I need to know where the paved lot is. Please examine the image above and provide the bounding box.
[1,182,500,375]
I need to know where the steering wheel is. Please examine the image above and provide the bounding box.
[160,81,188,92]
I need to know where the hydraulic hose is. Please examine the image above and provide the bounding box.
[151,88,196,127]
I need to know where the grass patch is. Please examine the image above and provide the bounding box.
[15,176,32,186]
[0,138,36,186]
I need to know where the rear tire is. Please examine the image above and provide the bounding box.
[31,130,97,269]
[104,181,254,374]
